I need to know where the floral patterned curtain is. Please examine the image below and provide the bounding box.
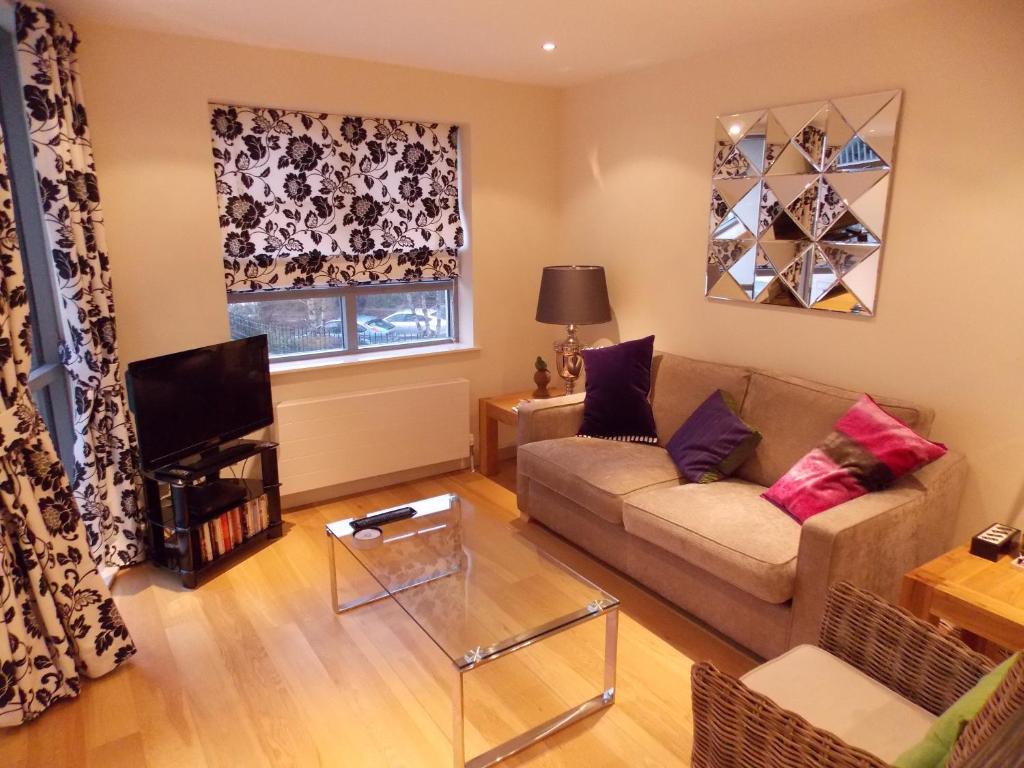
[0,122,135,727]
[209,103,464,292]
[15,2,144,567]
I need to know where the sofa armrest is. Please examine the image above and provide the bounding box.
[690,662,888,768]
[789,451,968,648]
[516,393,586,445]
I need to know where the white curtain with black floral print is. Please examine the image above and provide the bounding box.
[0,122,135,727]
[210,103,464,292]
[15,2,144,567]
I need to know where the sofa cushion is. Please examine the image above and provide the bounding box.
[578,335,658,444]
[763,395,948,524]
[736,371,935,487]
[649,353,752,445]
[518,437,680,525]
[742,644,936,764]
[622,480,800,603]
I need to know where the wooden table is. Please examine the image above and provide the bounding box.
[901,545,1024,653]
[478,391,534,476]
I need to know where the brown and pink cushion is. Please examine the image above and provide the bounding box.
[763,394,946,523]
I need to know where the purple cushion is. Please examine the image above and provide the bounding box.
[577,336,658,444]
[666,390,762,483]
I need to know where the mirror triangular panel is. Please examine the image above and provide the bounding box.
[718,110,765,143]
[706,249,726,292]
[759,240,811,273]
[736,113,768,174]
[820,209,879,244]
[832,135,888,171]
[732,182,761,233]
[785,180,819,239]
[728,244,758,296]
[762,112,791,174]
[714,177,759,210]
[812,282,866,314]
[709,188,728,233]
[761,209,808,242]
[830,90,899,132]
[793,104,829,170]
[711,212,754,241]
[752,247,777,300]
[824,170,888,206]
[814,177,847,239]
[760,279,802,307]
[758,182,781,235]
[822,107,856,170]
[763,173,818,208]
[841,249,881,312]
[817,243,879,276]
[859,95,900,166]
[770,100,826,140]
[713,145,754,179]
[847,175,890,236]
[713,121,736,173]
[710,235,755,269]
[708,271,751,302]
[765,141,818,175]
[777,257,810,307]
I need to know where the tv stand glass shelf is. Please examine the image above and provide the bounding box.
[142,439,282,588]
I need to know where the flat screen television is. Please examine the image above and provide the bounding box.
[126,336,273,470]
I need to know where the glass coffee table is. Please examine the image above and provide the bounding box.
[326,493,619,768]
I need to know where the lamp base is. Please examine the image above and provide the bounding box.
[553,325,584,395]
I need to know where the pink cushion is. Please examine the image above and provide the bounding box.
[763,395,946,523]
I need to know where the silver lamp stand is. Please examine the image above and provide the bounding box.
[553,324,584,395]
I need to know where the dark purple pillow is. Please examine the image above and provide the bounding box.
[666,390,762,483]
[577,335,658,444]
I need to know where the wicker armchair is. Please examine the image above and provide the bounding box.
[691,582,1004,768]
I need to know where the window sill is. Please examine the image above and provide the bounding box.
[269,342,480,377]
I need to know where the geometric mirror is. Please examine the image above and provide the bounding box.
[706,90,901,316]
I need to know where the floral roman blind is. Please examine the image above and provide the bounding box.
[209,104,464,293]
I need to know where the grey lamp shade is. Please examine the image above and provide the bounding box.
[535,265,612,325]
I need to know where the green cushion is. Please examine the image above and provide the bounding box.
[892,653,1018,768]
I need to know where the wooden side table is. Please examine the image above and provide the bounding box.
[478,391,534,476]
[901,545,1024,653]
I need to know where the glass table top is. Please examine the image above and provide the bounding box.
[326,494,618,669]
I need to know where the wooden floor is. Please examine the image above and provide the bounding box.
[0,462,756,767]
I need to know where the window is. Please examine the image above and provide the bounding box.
[209,103,466,363]
[0,8,75,472]
[227,281,456,360]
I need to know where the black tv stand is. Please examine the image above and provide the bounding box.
[142,439,282,588]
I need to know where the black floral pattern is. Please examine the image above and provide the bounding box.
[0,117,135,728]
[210,103,464,291]
[16,1,144,568]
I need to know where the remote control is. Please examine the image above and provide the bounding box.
[350,506,416,531]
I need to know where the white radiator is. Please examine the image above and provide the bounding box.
[275,378,470,495]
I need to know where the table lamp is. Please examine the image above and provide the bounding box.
[535,265,612,394]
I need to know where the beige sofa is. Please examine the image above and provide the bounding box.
[516,352,967,658]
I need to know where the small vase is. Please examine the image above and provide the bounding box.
[533,369,551,399]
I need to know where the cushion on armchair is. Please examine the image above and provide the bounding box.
[892,653,1019,768]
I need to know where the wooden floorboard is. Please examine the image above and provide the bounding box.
[0,462,756,767]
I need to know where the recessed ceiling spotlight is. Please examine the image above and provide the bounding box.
[728,123,742,136]
[542,42,556,52]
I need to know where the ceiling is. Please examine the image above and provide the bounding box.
[49,0,906,87]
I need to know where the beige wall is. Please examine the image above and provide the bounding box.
[558,0,1024,542]
[70,23,561,453]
